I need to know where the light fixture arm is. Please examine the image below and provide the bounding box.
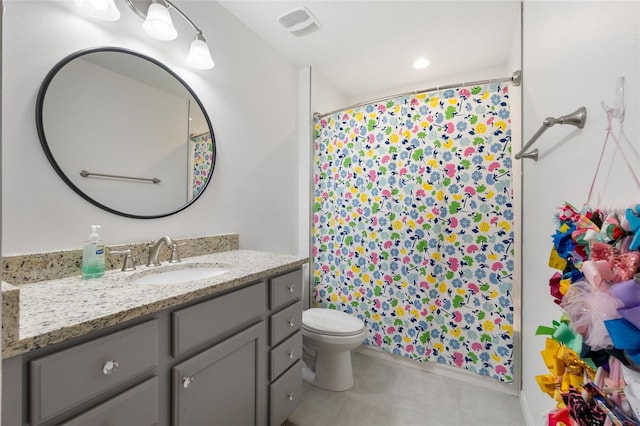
[125,0,145,19]
[123,0,214,69]
[163,0,202,34]
[125,0,203,34]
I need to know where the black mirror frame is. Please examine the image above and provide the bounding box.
[35,46,216,219]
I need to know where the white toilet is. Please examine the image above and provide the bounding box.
[301,308,367,391]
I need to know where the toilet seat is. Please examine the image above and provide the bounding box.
[303,308,365,336]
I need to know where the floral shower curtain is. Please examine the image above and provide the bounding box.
[312,83,515,382]
[191,133,213,198]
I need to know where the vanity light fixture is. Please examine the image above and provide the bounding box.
[127,0,215,70]
[74,0,215,70]
[141,0,178,41]
[186,33,215,70]
[74,0,121,21]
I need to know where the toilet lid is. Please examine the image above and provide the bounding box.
[303,308,365,336]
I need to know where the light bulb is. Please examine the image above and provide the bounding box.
[74,0,120,21]
[413,58,430,70]
[89,0,108,11]
[187,34,215,70]
[143,2,177,41]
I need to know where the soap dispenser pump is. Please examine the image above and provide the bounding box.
[82,225,105,279]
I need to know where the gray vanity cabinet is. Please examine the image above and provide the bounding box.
[30,320,159,426]
[2,267,304,426]
[267,270,304,426]
[169,279,267,425]
[172,322,266,425]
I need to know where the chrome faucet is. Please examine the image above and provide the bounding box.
[146,236,175,267]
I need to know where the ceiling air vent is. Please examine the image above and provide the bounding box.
[278,7,321,37]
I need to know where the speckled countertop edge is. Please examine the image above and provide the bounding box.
[2,282,20,348]
[3,250,308,359]
[3,233,240,285]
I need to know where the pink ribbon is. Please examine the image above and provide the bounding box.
[590,241,640,282]
[582,260,615,289]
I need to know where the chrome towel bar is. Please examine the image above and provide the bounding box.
[80,170,161,184]
[516,106,587,161]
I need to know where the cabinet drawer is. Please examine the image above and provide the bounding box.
[61,377,158,426]
[270,301,302,346]
[270,331,302,381]
[269,360,303,426]
[173,281,266,356]
[270,269,302,310]
[30,320,158,425]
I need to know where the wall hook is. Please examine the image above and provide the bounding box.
[600,76,625,122]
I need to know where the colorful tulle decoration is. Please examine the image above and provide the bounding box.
[537,123,640,423]
[561,280,623,350]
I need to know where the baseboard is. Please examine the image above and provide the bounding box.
[519,388,538,426]
[355,345,519,396]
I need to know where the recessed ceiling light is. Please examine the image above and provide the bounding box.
[413,58,430,70]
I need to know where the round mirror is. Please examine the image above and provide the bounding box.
[36,47,216,218]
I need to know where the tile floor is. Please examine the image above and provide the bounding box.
[288,352,526,426]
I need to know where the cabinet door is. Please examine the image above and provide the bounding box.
[172,321,266,426]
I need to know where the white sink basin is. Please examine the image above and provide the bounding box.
[131,266,229,285]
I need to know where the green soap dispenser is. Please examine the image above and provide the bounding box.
[82,225,105,279]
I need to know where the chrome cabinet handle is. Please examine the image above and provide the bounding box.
[288,285,295,293]
[288,319,295,327]
[288,350,295,359]
[102,360,119,375]
[287,392,294,401]
[182,376,194,389]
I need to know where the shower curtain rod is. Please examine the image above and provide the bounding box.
[316,70,521,119]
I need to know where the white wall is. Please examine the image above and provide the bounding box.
[521,2,640,424]
[2,0,299,255]
[347,64,514,108]
[1,0,4,409]
[310,69,348,116]
[507,3,524,397]
[296,68,348,308]
[297,70,349,257]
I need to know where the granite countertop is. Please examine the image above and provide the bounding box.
[2,249,308,359]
